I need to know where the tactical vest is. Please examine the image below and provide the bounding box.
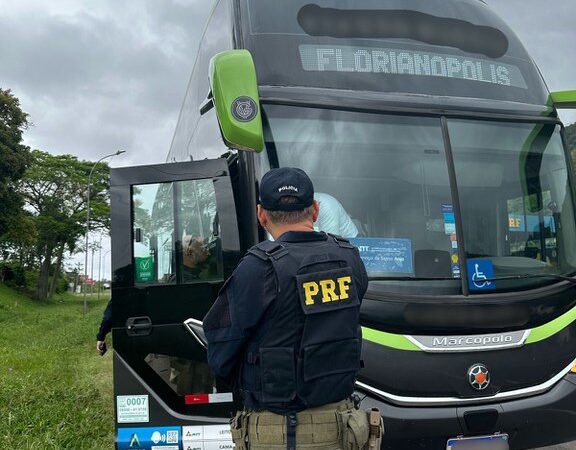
[238,234,365,414]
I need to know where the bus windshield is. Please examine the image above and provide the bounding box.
[260,104,576,293]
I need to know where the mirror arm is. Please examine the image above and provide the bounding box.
[550,90,576,109]
[200,97,215,116]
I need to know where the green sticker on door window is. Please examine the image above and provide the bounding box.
[135,256,154,283]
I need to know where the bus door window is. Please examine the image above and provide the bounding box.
[178,179,223,283]
[131,179,223,286]
[132,183,176,285]
[144,353,215,397]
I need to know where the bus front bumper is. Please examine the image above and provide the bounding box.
[358,374,576,450]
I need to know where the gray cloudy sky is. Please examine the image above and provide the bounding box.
[0,0,212,167]
[1,1,575,169]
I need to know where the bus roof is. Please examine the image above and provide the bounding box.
[238,0,549,107]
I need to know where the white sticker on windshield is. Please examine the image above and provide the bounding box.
[349,237,412,273]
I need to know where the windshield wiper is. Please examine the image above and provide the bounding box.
[480,273,576,284]
[370,274,576,284]
[370,276,456,281]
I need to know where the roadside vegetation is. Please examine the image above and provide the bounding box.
[1,88,110,302]
[0,285,113,449]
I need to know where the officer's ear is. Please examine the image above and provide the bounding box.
[312,200,320,223]
[257,205,268,228]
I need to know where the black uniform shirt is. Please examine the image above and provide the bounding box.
[203,231,336,386]
[97,298,113,341]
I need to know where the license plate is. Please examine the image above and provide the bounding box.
[447,434,509,450]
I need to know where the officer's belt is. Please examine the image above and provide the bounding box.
[245,399,354,447]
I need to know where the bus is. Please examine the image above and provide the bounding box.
[109,1,576,449]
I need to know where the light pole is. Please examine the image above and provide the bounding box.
[99,247,111,301]
[83,150,126,317]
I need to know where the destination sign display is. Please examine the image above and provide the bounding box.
[299,45,527,89]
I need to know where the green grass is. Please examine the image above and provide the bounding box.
[0,285,114,449]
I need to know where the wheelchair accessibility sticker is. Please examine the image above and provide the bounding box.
[467,260,496,291]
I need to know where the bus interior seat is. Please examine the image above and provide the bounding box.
[414,249,452,278]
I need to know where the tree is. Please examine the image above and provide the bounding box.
[0,88,32,237]
[0,209,37,265]
[19,150,111,300]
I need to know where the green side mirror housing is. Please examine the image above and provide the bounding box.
[549,90,576,109]
[209,50,264,152]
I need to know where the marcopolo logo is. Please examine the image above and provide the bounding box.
[432,334,513,347]
[231,96,258,122]
[408,330,527,352]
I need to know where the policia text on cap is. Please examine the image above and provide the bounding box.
[203,167,383,449]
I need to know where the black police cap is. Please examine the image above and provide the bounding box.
[259,167,314,211]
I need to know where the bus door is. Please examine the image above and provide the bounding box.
[109,159,241,447]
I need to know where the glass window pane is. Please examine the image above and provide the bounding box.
[132,183,176,285]
[449,120,576,291]
[261,105,460,285]
[145,354,216,396]
[178,179,223,283]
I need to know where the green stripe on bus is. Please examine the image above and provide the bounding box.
[526,304,576,344]
[362,304,576,351]
[361,326,420,351]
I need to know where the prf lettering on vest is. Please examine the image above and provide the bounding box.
[303,276,352,305]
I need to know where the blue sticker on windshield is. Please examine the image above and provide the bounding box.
[117,427,180,450]
[443,212,455,224]
[467,260,496,291]
[349,238,412,273]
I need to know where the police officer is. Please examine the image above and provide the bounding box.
[203,167,369,450]
[96,298,112,355]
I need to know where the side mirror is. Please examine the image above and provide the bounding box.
[549,90,576,109]
[209,50,264,152]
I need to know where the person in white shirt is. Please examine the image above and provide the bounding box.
[314,192,358,237]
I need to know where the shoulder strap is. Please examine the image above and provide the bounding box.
[247,240,290,261]
[247,240,290,293]
[327,233,355,249]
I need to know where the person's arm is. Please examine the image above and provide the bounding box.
[203,257,275,386]
[339,207,359,238]
[96,299,113,355]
